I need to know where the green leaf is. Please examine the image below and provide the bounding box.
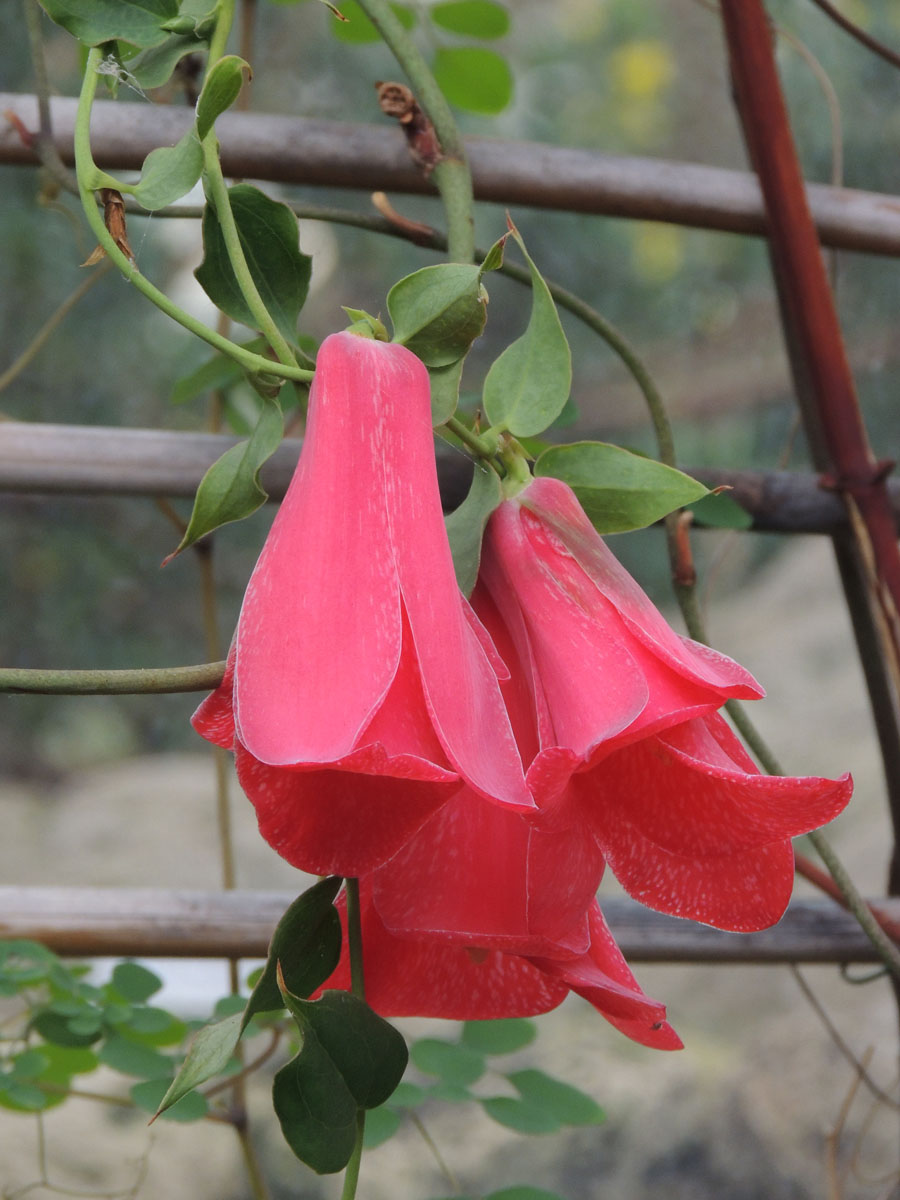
[425,1080,473,1103]
[0,940,57,988]
[171,340,266,405]
[132,129,204,211]
[432,47,512,114]
[98,1035,173,1079]
[430,1,510,38]
[153,1011,243,1117]
[126,1008,182,1036]
[111,962,163,1004]
[35,1045,99,1083]
[461,1018,536,1055]
[506,1069,604,1126]
[37,0,178,47]
[243,876,343,1029]
[195,184,312,343]
[533,442,708,533]
[272,1033,358,1174]
[444,465,503,596]
[428,359,465,425]
[331,0,416,43]
[196,55,251,140]
[688,490,753,530]
[214,993,249,1019]
[31,1011,102,1048]
[129,34,207,89]
[166,396,283,557]
[411,1039,485,1087]
[486,1189,569,1200]
[282,990,408,1110]
[131,1078,209,1122]
[0,1081,51,1112]
[388,264,487,367]
[482,228,571,437]
[480,1095,560,1134]
[11,1050,49,1081]
[387,1081,426,1108]
[362,1104,402,1148]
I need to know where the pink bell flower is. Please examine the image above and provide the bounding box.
[477,475,853,932]
[192,331,531,876]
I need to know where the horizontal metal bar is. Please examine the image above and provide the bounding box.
[3,422,899,534]
[5,93,900,255]
[0,887,894,963]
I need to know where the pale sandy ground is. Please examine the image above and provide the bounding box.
[2,535,898,1200]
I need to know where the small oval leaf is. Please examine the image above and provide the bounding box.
[430,0,510,39]
[534,441,708,533]
[432,46,513,113]
[388,264,486,367]
[461,1018,536,1055]
[272,1035,358,1174]
[507,1069,604,1126]
[482,228,571,437]
[111,962,163,1004]
[411,1039,485,1086]
[331,0,416,43]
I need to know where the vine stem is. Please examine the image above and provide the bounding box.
[354,0,475,263]
[0,662,225,694]
[341,878,366,1200]
[72,48,311,384]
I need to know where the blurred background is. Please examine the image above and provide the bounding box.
[2,0,900,1196]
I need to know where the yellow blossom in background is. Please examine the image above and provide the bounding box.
[610,39,675,100]
[629,223,685,284]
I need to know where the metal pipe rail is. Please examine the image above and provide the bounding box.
[5,93,900,255]
[0,887,892,963]
[3,421,900,535]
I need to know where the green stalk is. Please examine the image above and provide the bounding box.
[0,662,226,695]
[340,878,366,1200]
[206,0,236,67]
[354,0,475,262]
[73,49,312,384]
[201,136,298,367]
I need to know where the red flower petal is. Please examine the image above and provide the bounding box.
[323,889,569,1020]
[371,787,604,956]
[575,713,852,928]
[531,904,682,1049]
[234,334,404,766]
[520,477,763,701]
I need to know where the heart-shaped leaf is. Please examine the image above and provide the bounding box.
[133,129,203,210]
[195,184,312,343]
